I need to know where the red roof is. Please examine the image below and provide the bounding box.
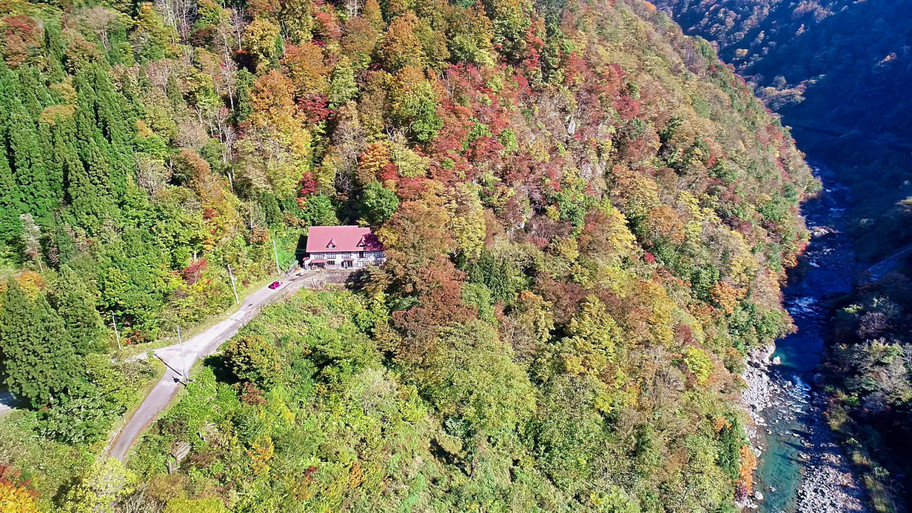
[306,226,384,253]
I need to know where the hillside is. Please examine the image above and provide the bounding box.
[825,259,912,511]
[651,1,912,509]
[653,0,912,259]
[0,0,815,510]
[651,0,912,152]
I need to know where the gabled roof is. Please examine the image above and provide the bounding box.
[305,226,384,253]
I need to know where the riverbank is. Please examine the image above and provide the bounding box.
[0,388,14,417]
[741,348,868,512]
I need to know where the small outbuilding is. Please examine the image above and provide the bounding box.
[303,225,385,270]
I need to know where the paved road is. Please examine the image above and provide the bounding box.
[108,272,315,461]
[861,243,912,284]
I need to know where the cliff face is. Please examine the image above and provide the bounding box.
[0,0,815,510]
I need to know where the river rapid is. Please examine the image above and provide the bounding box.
[742,165,870,512]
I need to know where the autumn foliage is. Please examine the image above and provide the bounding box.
[0,0,818,509]
[0,467,39,513]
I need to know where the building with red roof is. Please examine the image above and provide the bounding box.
[303,225,385,269]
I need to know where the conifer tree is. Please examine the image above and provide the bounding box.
[37,121,64,200]
[66,73,121,232]
[0,281,81,408]
[0,80,55,227]
[0,143,22,247]
[49,266,107,355]
[42,23,67,81]
[17,67,47,119]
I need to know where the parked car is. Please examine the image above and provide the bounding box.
[268,281,282,289]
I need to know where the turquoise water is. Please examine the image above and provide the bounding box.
[753,167,855,512]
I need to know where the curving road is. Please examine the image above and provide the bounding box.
[108,272,316,461]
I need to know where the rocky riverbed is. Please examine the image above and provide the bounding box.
[739,166,871,513]
[741,349,869,512]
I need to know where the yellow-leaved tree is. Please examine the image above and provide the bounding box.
[63,458,136,513]
[0,479,40,513]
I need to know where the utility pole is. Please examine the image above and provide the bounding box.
[272,239,281,274]
[177,326,188,384]
[111,313,122,350]
[226,264,239,304]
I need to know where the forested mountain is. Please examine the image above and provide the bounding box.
[0,0,816,510]
[652,0,912,510]
[654,0,912,259]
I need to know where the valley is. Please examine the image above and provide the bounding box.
[0,0,907,511]
[743,166,868,512]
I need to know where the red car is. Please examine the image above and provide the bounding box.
[268,281,282,289]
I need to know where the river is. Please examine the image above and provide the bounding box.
[745,165,870,512]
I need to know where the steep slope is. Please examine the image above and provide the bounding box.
[651,0,912,147]
[649,1,912,510]
[653,0,912,259]
[0,0,815,510]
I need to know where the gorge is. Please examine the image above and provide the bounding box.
[0,0,908,511]
[744,165,867,512]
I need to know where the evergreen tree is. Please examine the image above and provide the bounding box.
[87,66,133,153]
[0,281,81,408]
[37,121,64,200]
[0,73,56,228]
[42,23,67,81]
[7,98,54,223]
[235,69,255,122]
[48,211,77,266]
[0,142,22,248]
[66,73,121,232]
[49,265,107,355]
[17,67,53,119]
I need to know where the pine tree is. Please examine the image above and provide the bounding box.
[0,142,23,248]
[49,266,106,355]
[0,281,81,408]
